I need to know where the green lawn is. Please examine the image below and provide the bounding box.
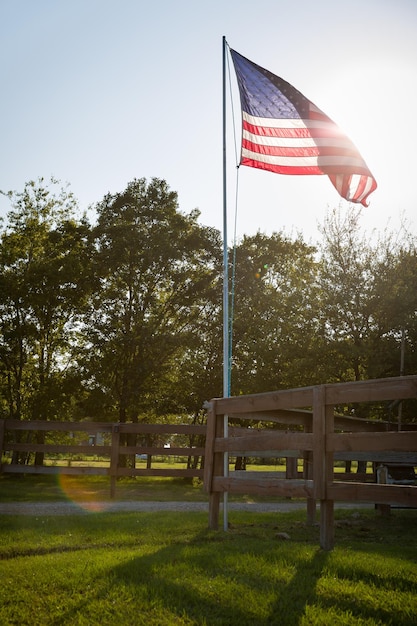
[0,508,416,625]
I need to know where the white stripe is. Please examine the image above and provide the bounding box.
[243,110,341,132]
[242,147,368,169]
[346,174,374,203]
[243,129,356,150]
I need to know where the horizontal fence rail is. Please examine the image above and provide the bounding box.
[0,420,206,496]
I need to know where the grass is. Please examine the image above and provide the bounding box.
[0,508,416,625]
[1,474,416,624]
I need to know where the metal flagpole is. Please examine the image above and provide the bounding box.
[222,35,229,531]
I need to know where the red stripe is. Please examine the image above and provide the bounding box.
[242,138,361,159]
[241,157,323,176]
[351,175,373,202]
[243,120,344,140]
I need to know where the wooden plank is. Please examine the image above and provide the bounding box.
[203,400,217,492]
[214,432,313,453]
[214,386,315,415]
[329,431,417,453]
[208,411,225,529]
[334,451,417,464]
[328,481,417,506]
[312,385,326,500]
[325,375,417,405]
[3,419,206,436]
[303,418,316,525]
[4,420,113,432]
[2,464,109,476]
[5,443,112,455]
[212,476,314,498]
[320,398,335,551]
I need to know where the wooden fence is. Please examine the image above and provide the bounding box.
[0,420,206,497]
[1,375,416,550]
[203,375,417,550]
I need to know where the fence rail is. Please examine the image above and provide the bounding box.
[0,420,206,496]
[203,375,417,550]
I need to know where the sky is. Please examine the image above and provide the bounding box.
[1,0,416,245]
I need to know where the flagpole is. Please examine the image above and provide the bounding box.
[222,35,229,531]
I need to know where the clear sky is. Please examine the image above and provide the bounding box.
[1,0,416,244]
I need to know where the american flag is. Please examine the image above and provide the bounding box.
[230,49,377,207]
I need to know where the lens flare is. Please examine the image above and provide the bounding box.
[57,474,112,512]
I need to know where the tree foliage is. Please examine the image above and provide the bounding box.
[0,178,92,424]
[80,178,222,423]
[0,178,416,429]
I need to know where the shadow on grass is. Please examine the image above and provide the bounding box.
[53,531,331,625]
[266,549,328,623]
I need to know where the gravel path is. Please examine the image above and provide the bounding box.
[0,501,372,515]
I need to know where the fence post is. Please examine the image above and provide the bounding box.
[110,424,120,498]
[304,420,316,525]
[204,400,223,530]
[313,385,335,550]
[376,465,391,516]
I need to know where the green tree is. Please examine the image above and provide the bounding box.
[229,231,320,395]
[316,206,417,422]
[0,178,93,436]
[317,206,380,383]
[82,178,222,429]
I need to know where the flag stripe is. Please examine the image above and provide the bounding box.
[230,48,377,206]
[243,110,343,132]
[243,128,353,149]
[241,147,370,171]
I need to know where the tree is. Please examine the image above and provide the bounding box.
[317,206,417,423]
[81,178,222,429]
[229,231,320,395]
[317,206,381,383]
[0,179,93,461]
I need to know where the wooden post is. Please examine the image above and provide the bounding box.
[313,385,335,551]
[110,424,120,498]
[286,456,297,479]
[304,420,316,525]
[205,401,223,529]
[322,397,335,551]
[376,465,391,516]
[204,400,220,530]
